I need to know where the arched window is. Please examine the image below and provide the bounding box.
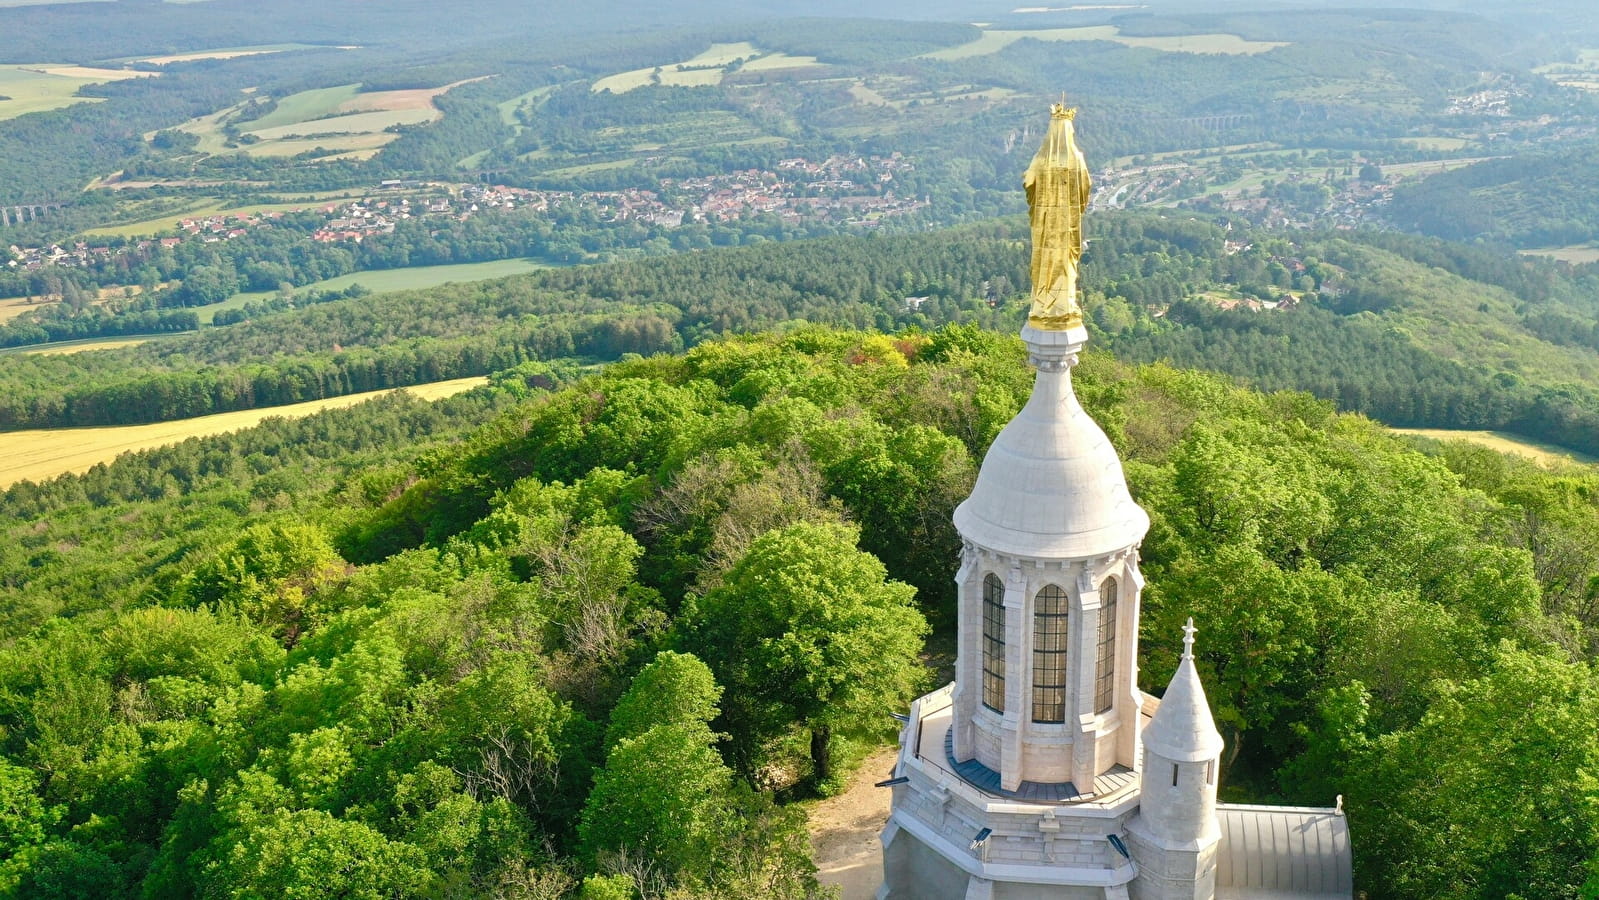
[1094,578,1118,714]
[981,574,1005,712]
[1032,584,1069,723]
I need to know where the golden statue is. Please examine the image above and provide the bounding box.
[1025,102,1091,330]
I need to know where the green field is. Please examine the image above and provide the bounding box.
[245,83,361,130]
[497,84,557,126]
[921,25,1289,61]
[1399,136,1472,151]
[0,64,157,121]
[202,258,552,323]
[247,109,437,140]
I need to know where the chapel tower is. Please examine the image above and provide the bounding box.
[878,104,1353,900]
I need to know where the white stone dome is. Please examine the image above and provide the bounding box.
[953,327,1149,559]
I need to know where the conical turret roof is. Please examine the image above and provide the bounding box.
[1143,619,1224,762]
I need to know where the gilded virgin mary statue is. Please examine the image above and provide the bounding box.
[1025,103,1091,330]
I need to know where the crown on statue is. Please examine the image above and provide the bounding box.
[1050,102,1078,120]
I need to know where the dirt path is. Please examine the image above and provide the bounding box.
[810,747,896,900]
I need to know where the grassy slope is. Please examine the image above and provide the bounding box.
[201,258,552,322]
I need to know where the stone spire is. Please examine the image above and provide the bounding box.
[1143,619,1224,763]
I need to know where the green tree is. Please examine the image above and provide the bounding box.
[578,723,732,881]
[685,522,927,787]
[605,651,722,752]
[182,521,345,644]
[579,873,638,900]
[1348,646,1599,899]
[201,808,433,899]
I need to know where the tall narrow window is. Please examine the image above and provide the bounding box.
[981,574,1006,713]
[1032,584,1069,723]
[1094,578,1118,714]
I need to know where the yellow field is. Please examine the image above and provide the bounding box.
[24,337,155,356]
[0,376,488,488]
[922,25,1288,60]
[127,44,335,65]
[140,49,283,65]
[1392,428,1597,466]
[0,296,54,324]
[0,64,158,121]
[1380,157,1499,177]
[1521,246,1599,265]
[593,43,822,93]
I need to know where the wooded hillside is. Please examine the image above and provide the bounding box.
[3,326,1599,897]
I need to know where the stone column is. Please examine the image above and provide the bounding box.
[952,545,979,761]
[1000,564,1028,790]
[1073,563,1103,789]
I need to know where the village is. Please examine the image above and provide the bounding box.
[4,153,928,279]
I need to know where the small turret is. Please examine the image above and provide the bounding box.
[1127,619,1224,900]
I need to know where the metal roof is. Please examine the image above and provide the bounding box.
[1215,804,1354,899]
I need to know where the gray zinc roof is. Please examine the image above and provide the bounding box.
[1214,804,1353,899]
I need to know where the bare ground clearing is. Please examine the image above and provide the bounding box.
[810,746,894,900]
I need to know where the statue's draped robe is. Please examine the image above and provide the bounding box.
[1025,111,1091,330]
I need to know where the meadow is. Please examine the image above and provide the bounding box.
[201,257,551,322]
[0,295,48,324]
[1520,245,1599,265]
[1392,427,1599,466]
[0,64,157,121]
[592,42,822,93]
[1534,49,1599,92]
[168,78,480,159]
[0,375,486,488]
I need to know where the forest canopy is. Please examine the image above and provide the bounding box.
[2,325,1599,897]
